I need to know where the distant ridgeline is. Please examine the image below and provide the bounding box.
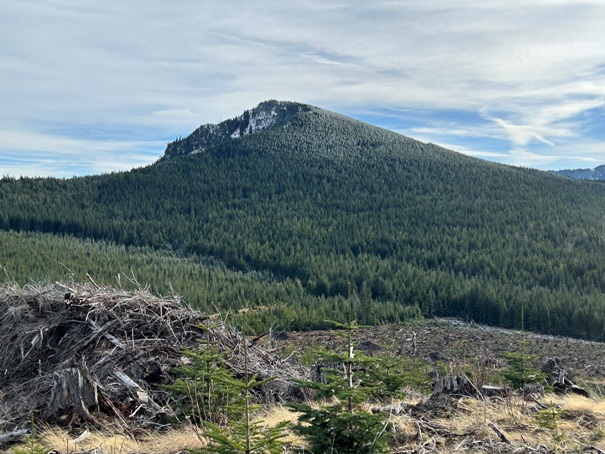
[1,100,605,338]
[552,165,605,181]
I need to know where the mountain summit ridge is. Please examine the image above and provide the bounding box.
[163,100,310,159]
[553,164,605,181]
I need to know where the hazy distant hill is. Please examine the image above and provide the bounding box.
[1,100,605,338]
[552,164,605,181]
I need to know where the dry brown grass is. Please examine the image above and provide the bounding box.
[10,425,206,454]
[558,393,605,414]
[9,395,605,453]
[385,393,605,453]
[14,406,302,454]
[254,404,307,448]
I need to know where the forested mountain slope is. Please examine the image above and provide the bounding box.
[1,101,605,338]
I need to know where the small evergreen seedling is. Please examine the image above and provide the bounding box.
[288,319,393,454]
[501,350,545,390]
[175,314,288,454]
[10,414,50,454]
[502,306,546,390]
[532,402,565,443]
[165,343,245,426]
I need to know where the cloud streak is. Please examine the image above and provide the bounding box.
[1,0,605,176]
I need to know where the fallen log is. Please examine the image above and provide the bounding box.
[568,384,591,398]
[488,421,511,444]
[371,403,412,415]
[114,369,162,412]
[88,319,126,349]
[0,429,29,444]
[574,440,605,454]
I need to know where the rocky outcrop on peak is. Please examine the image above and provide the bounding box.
[162,100,310,159]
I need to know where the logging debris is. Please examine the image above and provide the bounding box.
[0,282,307,441]
[542,357,590,397]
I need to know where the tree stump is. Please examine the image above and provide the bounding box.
[46,365,98,424]
[432,375,477,396]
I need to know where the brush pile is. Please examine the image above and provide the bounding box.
[0,282,307,437]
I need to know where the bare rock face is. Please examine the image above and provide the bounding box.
[163,100,311,159]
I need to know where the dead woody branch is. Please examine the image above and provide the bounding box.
[0,282,307,442]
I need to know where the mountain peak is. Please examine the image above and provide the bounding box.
[552,164,605,181]
[163,100,310,159]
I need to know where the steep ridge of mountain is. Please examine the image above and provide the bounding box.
[163,100,310,159]
[553,164,605,181]
[1,101,605,338]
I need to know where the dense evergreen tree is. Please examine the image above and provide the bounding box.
[1,102,605,338]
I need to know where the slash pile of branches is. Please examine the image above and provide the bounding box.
[0,282,307,439]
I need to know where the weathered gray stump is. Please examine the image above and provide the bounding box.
[481,385,510,398]
[46,366,98,423]
[432,375,478,396]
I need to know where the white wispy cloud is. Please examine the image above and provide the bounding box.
[1,0,605,175]
[0,129,163,177]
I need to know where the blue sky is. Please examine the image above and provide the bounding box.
[1,0,605,177]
